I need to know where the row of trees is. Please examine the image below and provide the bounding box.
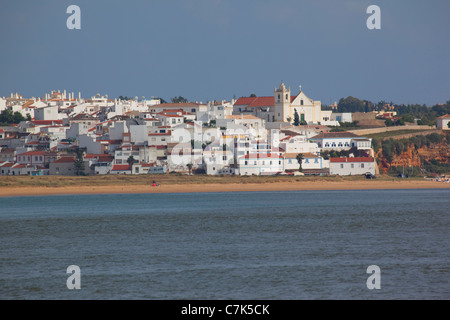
[330,96,450,126]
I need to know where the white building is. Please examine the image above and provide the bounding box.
[331,113,353,123]
[437,114,450,130]
[233,82,339,125]
[34,105,59,121]
[279,134,319,154]
[329,157,376,176]
[309,132,372,151]
[238,153,283,175]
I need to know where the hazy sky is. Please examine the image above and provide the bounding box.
[1,0,449,105]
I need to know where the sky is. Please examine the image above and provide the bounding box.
[0,0,449,106]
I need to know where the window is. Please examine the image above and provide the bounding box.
[191,109,196,113]
[245,161,248,165]
[351,164,354,168]
[254,161,257,165]
[172,119,176,124]
[331,143,336,147]
[262,161,265,165]
[288,159,292,164]
[135,167,139,173]
[305,159,309,163]
[301,100,304,105]
[285,94,288,100]
[338,142,343,147]
[325,143,330,147]
[314,159,319,163]
[340,164,344,168]
[223,156,227,161]
[361,163,365,168]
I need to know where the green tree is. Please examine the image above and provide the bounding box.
[0,110,26,124]
[250,93,257,97]
[74,148,86,176]
[286,116,292,123]
[337,96,367,113]
[296,153,304,172]
[127,155,136,166]
[13,111,25,123]
[293,109,300,126]
[171,96,189,103]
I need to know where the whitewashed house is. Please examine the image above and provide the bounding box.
[238,153,283,176]
[329,157,376,176]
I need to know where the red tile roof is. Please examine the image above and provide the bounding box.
[19,151,46,156]
[235,96,296,108]
[243,153,283,159]
[31,120,63,125]
[52,156,76,164]
[111,164,131,171]
[0,162,15,167]
[153,103,204,108]
[330,157,374,163]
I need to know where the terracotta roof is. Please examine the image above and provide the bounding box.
[31,120,63,125]
[152,103,204,108]
[111,164,131,171]
[437,114,450,119]
[234,96,296,108]
[0,162,14,167]
[18,151,46,156]
[243,153,283,159]
[330,157,374,163]
[225,115,262,120]
[52,156,76,164]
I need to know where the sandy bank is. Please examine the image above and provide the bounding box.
[0,180,448,197]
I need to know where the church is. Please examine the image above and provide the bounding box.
[233,82,337,126]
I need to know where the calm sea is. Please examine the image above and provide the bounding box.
[0,189,449,300]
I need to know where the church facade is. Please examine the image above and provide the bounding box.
[234,82,337,126]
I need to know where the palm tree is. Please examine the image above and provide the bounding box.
[296,153,304,172]
[127,156,135,166]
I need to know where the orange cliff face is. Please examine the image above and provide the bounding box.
[375,142,449,173]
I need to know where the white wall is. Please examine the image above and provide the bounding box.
[79,135,102,154]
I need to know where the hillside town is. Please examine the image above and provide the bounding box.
[0,83,448,177]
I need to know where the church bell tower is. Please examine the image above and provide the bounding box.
[274,82,291,122]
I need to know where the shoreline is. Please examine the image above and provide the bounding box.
[0,180,449,197]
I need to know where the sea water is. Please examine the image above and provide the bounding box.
[0,189,449,299]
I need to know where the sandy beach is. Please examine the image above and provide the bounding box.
[0,179,449,197]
